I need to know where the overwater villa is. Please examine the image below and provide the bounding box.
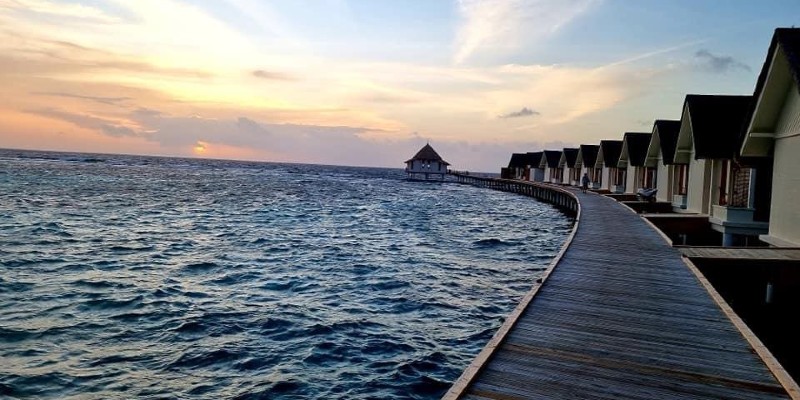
[741,28,800,247]
[575,144,600,189]
[526,152,544,182]
[617,132,653,194]
[593,140,624,193]
[673,95,752,218]
[559,148,579,185]
[404,143,449,181]
[540,150,563,183]
[506,153,528,180]
[644,120,682,203]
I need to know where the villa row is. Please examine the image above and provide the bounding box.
[501,28,800,249]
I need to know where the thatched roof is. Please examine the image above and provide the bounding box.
[526,152,543,167]
[542,150,562,168]
[683,95,751,159]
[653,120,681,165]
[599,140,623,168]
[508,153,527,168]
[406,143,449,165]
[622,132,652,167]
[578,145,599,168]
[562,148,579,167]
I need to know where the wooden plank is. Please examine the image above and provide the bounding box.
[443,183,796,399]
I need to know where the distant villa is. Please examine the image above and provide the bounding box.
[405,143,449,181]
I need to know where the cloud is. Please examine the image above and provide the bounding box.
[27,107,140,137]
[694,49,751,73]
[499,107,540,119]
[252,69,296,81]
[31,91,131,105]
[454,0,598,64]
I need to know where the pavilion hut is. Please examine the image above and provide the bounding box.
[673,95,753,222]
[575,145,600,189]
[594,140,624,193]
[741,28,800,247]
[558,148,579,185]
[644,120,682,203]
[540,150,563,183]
[405,143,449,181]
[617,132,653,194]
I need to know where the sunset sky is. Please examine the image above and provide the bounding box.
[1,0,799,171]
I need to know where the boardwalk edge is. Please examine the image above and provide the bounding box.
[441,184,581,400]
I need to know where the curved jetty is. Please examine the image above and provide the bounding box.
[446,174,796,400]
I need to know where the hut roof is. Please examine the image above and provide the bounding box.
[578,145,599,168]
[599,140,623,168]
[683,95,751,159]
[562,148,579,167]
[526,151,543,167]
[653,120,681,165]
[543,150,562,168]
[622,132,652,167]
[406,143,449,165]
[508,153,527,168]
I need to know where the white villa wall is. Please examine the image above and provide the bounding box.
[562,168,571,185]
[686,154,711,214]
[655,153,672,202]
[625,165,636,194]
[768,86,800,245]
[602,167,612,191]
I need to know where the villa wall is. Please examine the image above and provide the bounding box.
[625,164,637,194]
[687,153,711,214]
[602,167,612,191]
[656,153,672,202]
[768,86,800,245]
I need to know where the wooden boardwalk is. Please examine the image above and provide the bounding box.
[679,246,800,261]
[446,186,793,399]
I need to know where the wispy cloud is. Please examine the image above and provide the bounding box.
[252,69,296,81]
[598,38,707,70]
[31,91,131,105]
[499,107,540,119]
[694,49,751,73]
[27,107,140,137]
[454,0,598,64]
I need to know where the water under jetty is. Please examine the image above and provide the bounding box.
[446,173,797,400]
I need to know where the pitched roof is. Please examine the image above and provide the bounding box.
[599,140,623,168]
[508,153,527,168]
[406,143,449,165]
[653,120,681,164]
[562,148,579,167]
[623,132,652,167]
[578,145,599,168]
[740,28,800,161]
[751,28,800,107]
[684,95,752,159]
[526,152,543,167]
[543,150,562,168]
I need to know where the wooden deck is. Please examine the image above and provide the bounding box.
[679,246,800,261]
[446,187,793,399]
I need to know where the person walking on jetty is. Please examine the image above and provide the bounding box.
[581,172,590,194]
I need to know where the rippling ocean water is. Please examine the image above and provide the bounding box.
[0,149,571,399]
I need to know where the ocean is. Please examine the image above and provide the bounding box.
[0,149,571,399]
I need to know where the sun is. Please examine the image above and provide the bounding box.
[193,141,208,155]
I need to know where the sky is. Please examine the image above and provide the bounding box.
[1,0,799,171]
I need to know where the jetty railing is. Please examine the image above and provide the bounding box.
[449,172,578,215]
